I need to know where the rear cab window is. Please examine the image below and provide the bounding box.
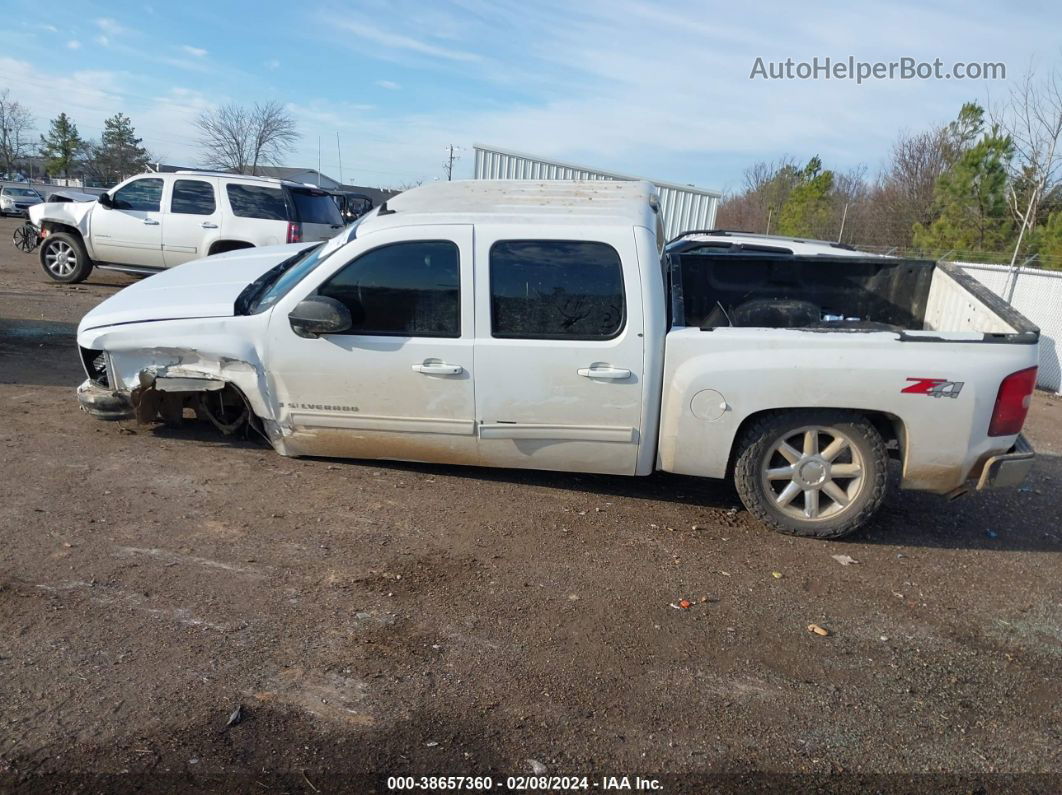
[489,240,626,340]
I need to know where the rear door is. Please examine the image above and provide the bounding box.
[162,178,221,267]
[289,187,344,241]
[91,177,165,266]
[473,231,646,475]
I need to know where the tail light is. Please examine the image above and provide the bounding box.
[286,222,302,244]
[988,366,1037,437]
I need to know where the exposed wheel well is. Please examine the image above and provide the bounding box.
[727,407,905,476]
[41,221,84,242]
[208,240,255,256]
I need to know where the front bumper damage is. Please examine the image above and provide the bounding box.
[975,434,1035,490]
[77,378,134,420]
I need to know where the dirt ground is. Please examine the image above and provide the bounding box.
[1,215,1060,793]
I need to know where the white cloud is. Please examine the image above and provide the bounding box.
[95,35,110,47]
[96,18,127,36]
[66,40,81,50]
[334,18,481,62]
[375,80,401,90]
[181,45,208,57]
[265,58,280,70]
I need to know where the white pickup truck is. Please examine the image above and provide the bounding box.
[74,180,1038,538]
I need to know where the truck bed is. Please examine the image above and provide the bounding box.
[671,252,1038,342]
[659,250,1039,494]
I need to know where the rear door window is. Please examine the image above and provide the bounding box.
[112,178,163,212]
[489,240,625,339]
[291,190,343,225]
[170,179,216,215]
[226,184,289,220]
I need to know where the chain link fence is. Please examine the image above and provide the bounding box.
[951,261,1062,393]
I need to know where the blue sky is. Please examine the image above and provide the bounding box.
[3,0,1059,192]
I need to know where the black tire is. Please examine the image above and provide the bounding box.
[39,231,93,283]
[733,409,889,539]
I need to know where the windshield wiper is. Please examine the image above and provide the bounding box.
[234,244,321,315]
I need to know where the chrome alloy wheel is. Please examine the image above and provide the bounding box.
[44,240,77,277]
[760,425,866,522]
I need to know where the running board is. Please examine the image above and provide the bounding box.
[96,263,165,276]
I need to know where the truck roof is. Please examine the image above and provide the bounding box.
[358,179,660,232]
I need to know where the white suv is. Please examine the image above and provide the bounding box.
[29,171,345,283]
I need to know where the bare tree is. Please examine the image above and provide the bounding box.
[716,156,800,232]
[195,101,299,174]
[870,126,952,246]
[0,89,36,175]
[991,62,1062,259]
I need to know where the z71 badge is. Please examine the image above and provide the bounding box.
[901,377,964,398]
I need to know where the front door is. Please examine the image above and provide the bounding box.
[265,225,477,464]
[91,177,165,266]
[473,233,646,475]
[163,178,221,267]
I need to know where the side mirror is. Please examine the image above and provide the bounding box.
[97,192,112,209]
[288,296,352,338]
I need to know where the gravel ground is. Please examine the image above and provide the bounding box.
[0,216,1059,793]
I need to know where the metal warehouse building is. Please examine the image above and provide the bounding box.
[473,144,721,241]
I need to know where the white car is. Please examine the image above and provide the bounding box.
[1,185,44,216]
[28,171,344,283]
[73,180,1038,538]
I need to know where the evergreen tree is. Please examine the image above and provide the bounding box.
[777,156,835,238]
[39,112,83,179]
[1033,209,1062,269]
[97,113,149,182]
[913,105,1014,257]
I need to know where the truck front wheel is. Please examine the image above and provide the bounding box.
[40,232,93,283]
[733,410,889,539]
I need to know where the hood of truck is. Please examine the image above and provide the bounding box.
[29,199,97,230]
[78,243,314,332]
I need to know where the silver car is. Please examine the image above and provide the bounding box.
[0,185,44,217]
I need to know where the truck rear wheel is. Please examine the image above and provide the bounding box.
[733,410,888,539]
[40,232,93,283]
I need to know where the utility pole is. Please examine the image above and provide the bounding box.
[443,144,461,181]
[837,202,849,242]
[336,131,344,185]
[765,207,773,235]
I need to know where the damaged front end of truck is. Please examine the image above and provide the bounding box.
[75,333,273,442]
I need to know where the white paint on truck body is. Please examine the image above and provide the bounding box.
[74,179,1038,498]
[658,326,1036,491]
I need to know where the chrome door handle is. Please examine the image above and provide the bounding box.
[143,218,160,225]
[412,362,463,375]
[577,366,631,380]
[201,221,218,229]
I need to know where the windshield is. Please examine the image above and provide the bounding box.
[241,209,378,314]
[6,188,41,198]
[251,244,329,313]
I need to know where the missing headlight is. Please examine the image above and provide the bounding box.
[80,347,110,388]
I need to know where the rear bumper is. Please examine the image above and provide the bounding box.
[975,434,1034,490]
[76,378,134,420]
